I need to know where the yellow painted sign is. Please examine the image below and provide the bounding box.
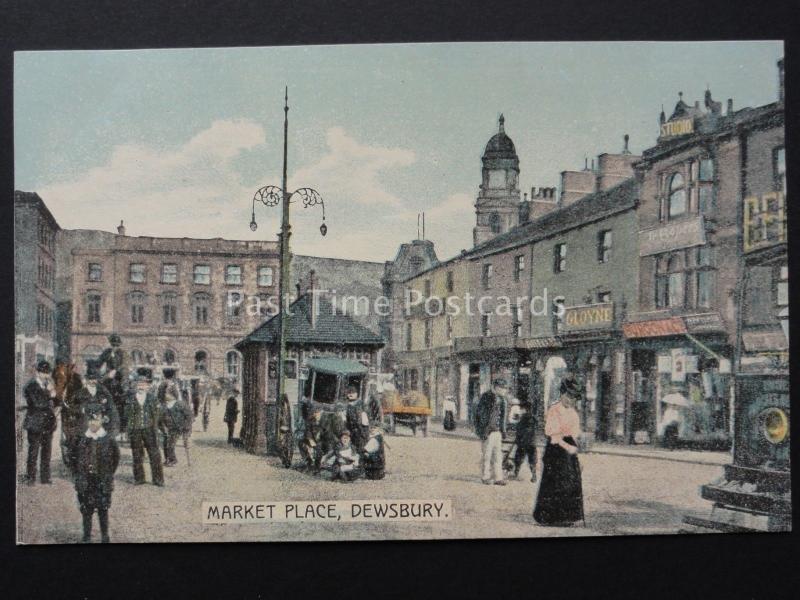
[563,303,614,331]
[743,192,786,253]
[660,118,694,138]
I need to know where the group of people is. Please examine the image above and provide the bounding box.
[474,376,585,527]
[21,338,241,543]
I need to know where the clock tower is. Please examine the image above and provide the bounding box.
[473,114,521,246]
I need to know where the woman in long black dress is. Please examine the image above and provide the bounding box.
[533,376,585,526]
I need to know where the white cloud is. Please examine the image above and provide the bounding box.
[35,120,472,262]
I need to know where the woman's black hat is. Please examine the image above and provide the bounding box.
[560,375,582,399]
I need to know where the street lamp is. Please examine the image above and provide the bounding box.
[249,87,326,457]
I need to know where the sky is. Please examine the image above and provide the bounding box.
[14,42,783,263]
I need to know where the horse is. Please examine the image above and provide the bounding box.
[53,363,85,476]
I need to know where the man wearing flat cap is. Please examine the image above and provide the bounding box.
[23,360,58,484]
[474,378,510,485]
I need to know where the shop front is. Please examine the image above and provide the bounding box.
[623,314,732,450]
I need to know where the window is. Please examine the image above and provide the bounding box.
[696,270,713,308]
[405,323,413,351]
[226,292,242,322]
[774,147,786,194]
[424,279,431,298]
[129,263,146,284]
[162,263,177,284]
[446,271,454,293]
[481,313,491,337]
[777,265,788,307]
[698,158,714,182]
[87,293,102,323]
[226,351,241,379]
[514,255,525,281]
[446,315,453,341]
[194,351,208,374]
[164,349,176,365]
[698,186,714,214]
[482,264,493,289]
[225,265,242,285]
[554,243,567,273]
[162,293,177,325]
[88,263,103,282]
[597,230,612,263]
[655,254,685,309]
[193,264,211,285]
[258,266,274,287]
[193,293,210,325]
[512,304,523,338]
[131,349,145,365]
[597,291,611,304]
[424,319,432,348]
[130,291,145,324]
[668,173,687,218]
[258,293,272,318]
[489,212,501,234]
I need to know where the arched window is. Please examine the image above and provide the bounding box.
[668,173,687,219]
[161,292,178,326]
[164,349,177,365]
[226,350,241,379]
[489,212,502,234]
[195,350,208,374]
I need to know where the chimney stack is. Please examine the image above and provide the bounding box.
[117,220,126,236]
[727,98,734,115]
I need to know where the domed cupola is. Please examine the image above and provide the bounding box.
[473,114,522,246]
[483,114,519,164]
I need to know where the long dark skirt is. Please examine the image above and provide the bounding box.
[533,436,584,525]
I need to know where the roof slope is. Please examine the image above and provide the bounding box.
[236,293,384,349]
[468,177,638,259]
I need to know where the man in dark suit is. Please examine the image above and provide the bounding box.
[125,368,164,486]
[474,378,509,486]
[223,391,240,444]
[23,360,58,485]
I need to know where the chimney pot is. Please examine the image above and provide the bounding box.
[727,98,733,114]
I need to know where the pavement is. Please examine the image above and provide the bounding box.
[17,401,724,544]
[429,420,731,466]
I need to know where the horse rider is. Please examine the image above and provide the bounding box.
[98,333,129,434]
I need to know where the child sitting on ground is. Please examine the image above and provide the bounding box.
[322,430,360,482]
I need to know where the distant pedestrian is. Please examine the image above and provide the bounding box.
[474,379,509,486]
[125,368,164,486]
[443,396,457,431]
[512,401,537,482]
[224,391,240,444]
[23,360,58,485]
[533,376,585,527]
[159,390,189,466]
[75,402,120,543]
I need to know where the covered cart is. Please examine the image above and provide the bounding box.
[381,388,432,436]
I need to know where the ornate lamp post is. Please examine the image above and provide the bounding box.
[249,88,326,460]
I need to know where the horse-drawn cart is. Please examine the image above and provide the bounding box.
[382,389,432,436]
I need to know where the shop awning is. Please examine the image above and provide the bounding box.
[742,330,789,352]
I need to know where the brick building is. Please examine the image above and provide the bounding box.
[623,63,785,449]
[14,191,60,391]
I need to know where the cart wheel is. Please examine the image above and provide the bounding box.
[278,396,293,468]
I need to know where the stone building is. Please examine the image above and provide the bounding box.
[14,191,60,399]
[68,228,281,388]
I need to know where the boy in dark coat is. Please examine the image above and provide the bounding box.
[512,400,538,482]
[75,402,120,543]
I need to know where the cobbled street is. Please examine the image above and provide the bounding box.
[17,401,722,544]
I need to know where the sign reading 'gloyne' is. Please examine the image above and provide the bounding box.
[563,303,614,331]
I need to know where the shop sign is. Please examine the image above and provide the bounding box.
[684,312,725,333]
[639,216,706,256]
[660,117,694,138]
[623,317,687,339]
[562,303,614,331]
